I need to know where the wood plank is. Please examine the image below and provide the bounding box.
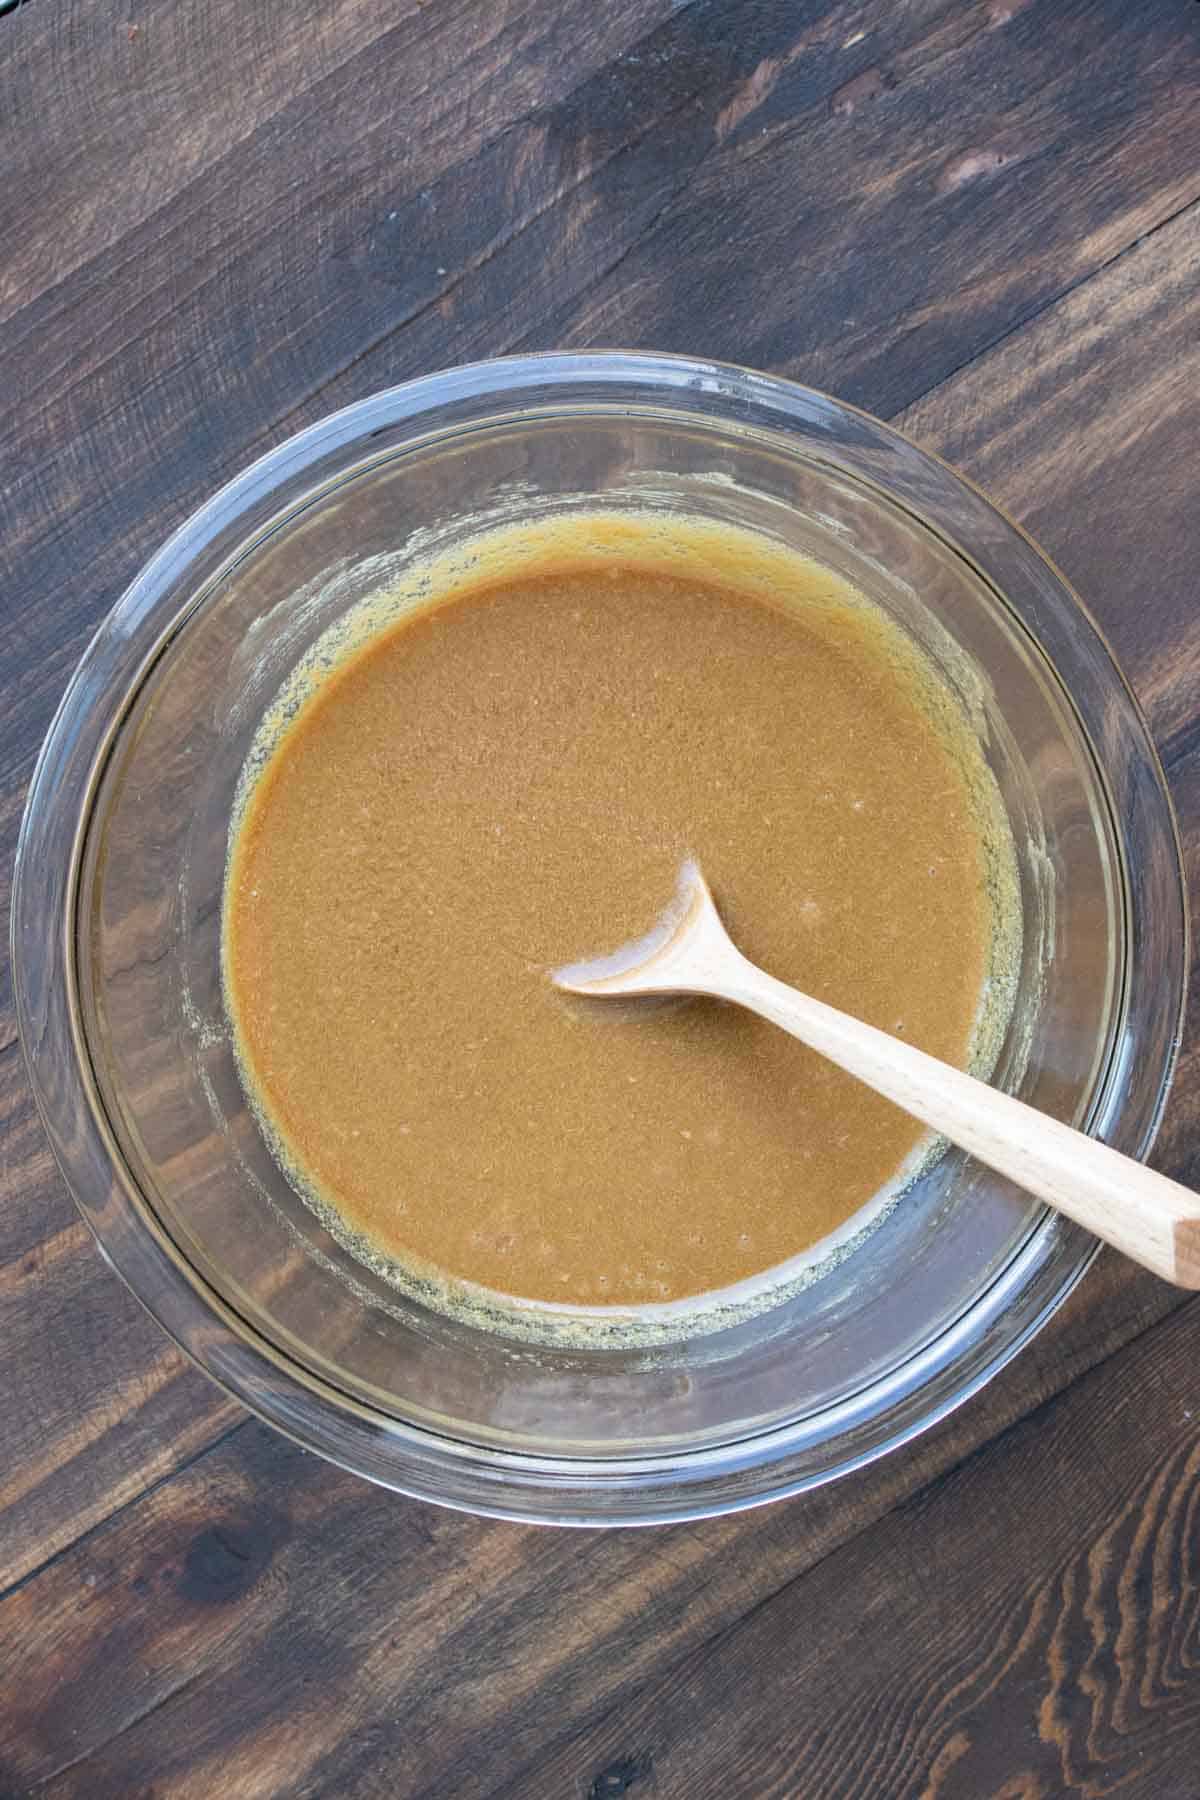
[493,1295,1200,1800]
[901,201,1200,771]
[0,0,673,327]
[0,1053,244,1594]
[519,0,1200,411]
[0,1257,1192,1799]
[3,0,1200,1673]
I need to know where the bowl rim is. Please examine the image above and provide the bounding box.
[12,350,1188,1524]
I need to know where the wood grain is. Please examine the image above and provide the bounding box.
[0,1263,1196,1800]
[3,0,1200,1791]
[0,1054,243,1594]
[902,200,1200,773]
[0,0,671,326]
[503,1295,1200,1800]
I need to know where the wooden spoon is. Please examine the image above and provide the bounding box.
[553,859,1200,1289]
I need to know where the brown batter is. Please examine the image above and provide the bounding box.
[223,513,1015,1327]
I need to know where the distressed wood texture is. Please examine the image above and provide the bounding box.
[2,0,1200,1794]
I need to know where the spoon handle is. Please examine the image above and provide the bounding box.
[708,950,1198,1289]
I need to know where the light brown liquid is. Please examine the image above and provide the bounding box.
[224,515,1014,1326]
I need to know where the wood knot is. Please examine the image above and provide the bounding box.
[715,55,783,141]
[936,145,1018,194]
[178,1513,287,1606]
[588,1752,655,1797]
[830,67,892,116]
[986,0,1033,24]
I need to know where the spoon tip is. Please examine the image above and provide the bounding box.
[551,858,708,995]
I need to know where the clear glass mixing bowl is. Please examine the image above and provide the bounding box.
[12,353,1187,1523]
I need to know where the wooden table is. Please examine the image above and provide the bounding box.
[3,3,1199,1794]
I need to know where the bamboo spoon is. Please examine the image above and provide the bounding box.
[553,860,1200,1289]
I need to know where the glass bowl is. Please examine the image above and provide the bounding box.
[12,353,1186,1524]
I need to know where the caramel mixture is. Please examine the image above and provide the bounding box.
[224,515,1014,1325]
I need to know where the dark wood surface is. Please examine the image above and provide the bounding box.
[2,2,1199,1794]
